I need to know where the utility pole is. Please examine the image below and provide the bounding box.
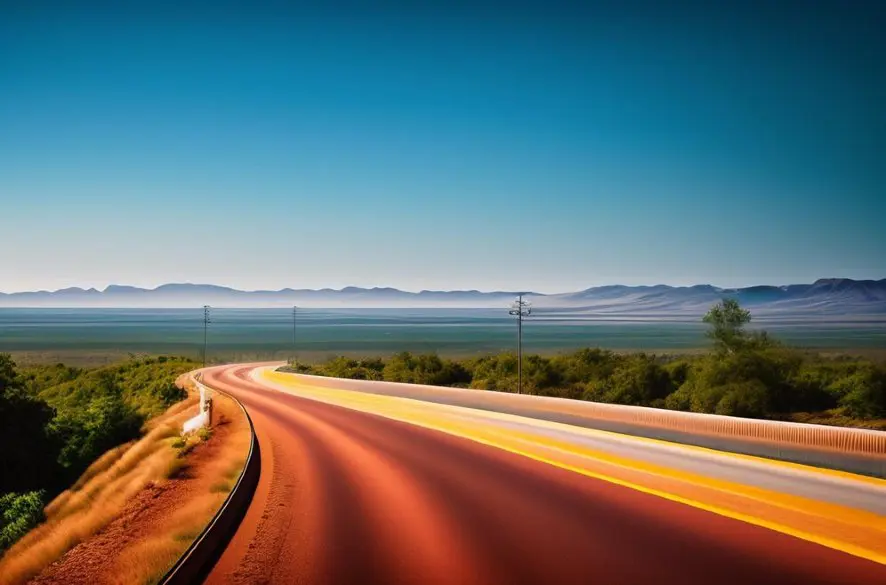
[202,305,211,367]
[292,305,298,369]
[508,294,531,394]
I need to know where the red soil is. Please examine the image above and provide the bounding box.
[28,396,247,585]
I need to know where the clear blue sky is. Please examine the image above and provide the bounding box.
[1,1,884,293]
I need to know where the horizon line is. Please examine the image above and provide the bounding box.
[2,276,884,297]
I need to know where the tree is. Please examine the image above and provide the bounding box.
[382,352,418,383]
[0,491,45,552]
[469,353,518,392]
[664,351,776,418]
[0,355,62,493]
[590,355,672,406]
[703,299,751,354]
[51,393,143,475]
[382,353,472,386]
[829,366,886,419]
[713,380,770,418]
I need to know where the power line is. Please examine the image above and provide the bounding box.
[202,305,211,368]
[292,305,298,369]
[508,294,531,394]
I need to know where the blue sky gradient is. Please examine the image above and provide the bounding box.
[1,1,884,293]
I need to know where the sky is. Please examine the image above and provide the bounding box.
[1,1,884,294]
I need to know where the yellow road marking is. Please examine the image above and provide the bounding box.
[282,373,886,488]
[271,370,886,486]
[258,368,886,565]
[522,402,886,486]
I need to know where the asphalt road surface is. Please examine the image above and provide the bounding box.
[202,364,886,585]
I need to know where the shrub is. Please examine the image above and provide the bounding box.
[382,352,472,386]
[292,301,886,428]
[176,441,196,459]
[209,481,232,494]
[664,360,691,389]
[712,380,771,418]
[599,355,672,406]
[51,394,144,475]
[469,353,518,392]
[164,458,188,479]
[550,348,619,385]
[829,367,886,419]
[319,357,385,381]
[0,491,45,552]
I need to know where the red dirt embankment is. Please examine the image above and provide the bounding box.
[0,383,250,585]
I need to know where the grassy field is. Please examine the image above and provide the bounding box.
[10,346,886,369]
[3,308,885,367]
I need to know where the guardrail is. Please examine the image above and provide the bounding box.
[289,372,886,477]
[530,396,886,455]
[160,374,261,585]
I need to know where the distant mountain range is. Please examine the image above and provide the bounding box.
[1,279,885,319]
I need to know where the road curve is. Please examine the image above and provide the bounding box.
[202,364,886,585]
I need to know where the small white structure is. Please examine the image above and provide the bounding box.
[182,376,213,434]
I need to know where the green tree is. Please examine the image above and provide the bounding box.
[713,380,770,418]
[382,353,471,386]
[0,355,61,493]
[665,352,775,418]
[522,355,562,395]
[828,366,886,419]
[51,394,143,474]
[382,352,418,383]
[0,491,45,553]
[703,298,751,354]
[587,355,672,406]
[469,353,518,392]
[0,354,17,392]
[551,348,619,385]
[320,357,384,380]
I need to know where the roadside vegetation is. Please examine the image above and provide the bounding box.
[290,300,886,429]
[0,356,198,559]
[0,360,250,585]
[0,399,195,584]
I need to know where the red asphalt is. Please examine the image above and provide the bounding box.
[203,364,886,585]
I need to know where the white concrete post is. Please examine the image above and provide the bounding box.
[183,380,213,434]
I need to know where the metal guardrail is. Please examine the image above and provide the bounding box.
[160,375,261,585]
[291,372,886,478]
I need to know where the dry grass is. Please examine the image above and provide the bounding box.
[790,409,886,431]
[0,384,251,585]
[223,459,246,481]
[144,399,196,432]
[103,400,249,585]
[104,536,185,585]
[102,486,232,585]
[0,396,199,585]
[209,481,232,494]
[163,457,189,480]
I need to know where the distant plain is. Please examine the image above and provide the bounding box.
[2,308,885,366]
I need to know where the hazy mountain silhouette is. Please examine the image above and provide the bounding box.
[1,279,884,317]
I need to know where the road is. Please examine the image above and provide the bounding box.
[202,363,886,585]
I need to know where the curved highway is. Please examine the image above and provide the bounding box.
[202,364,886,585]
